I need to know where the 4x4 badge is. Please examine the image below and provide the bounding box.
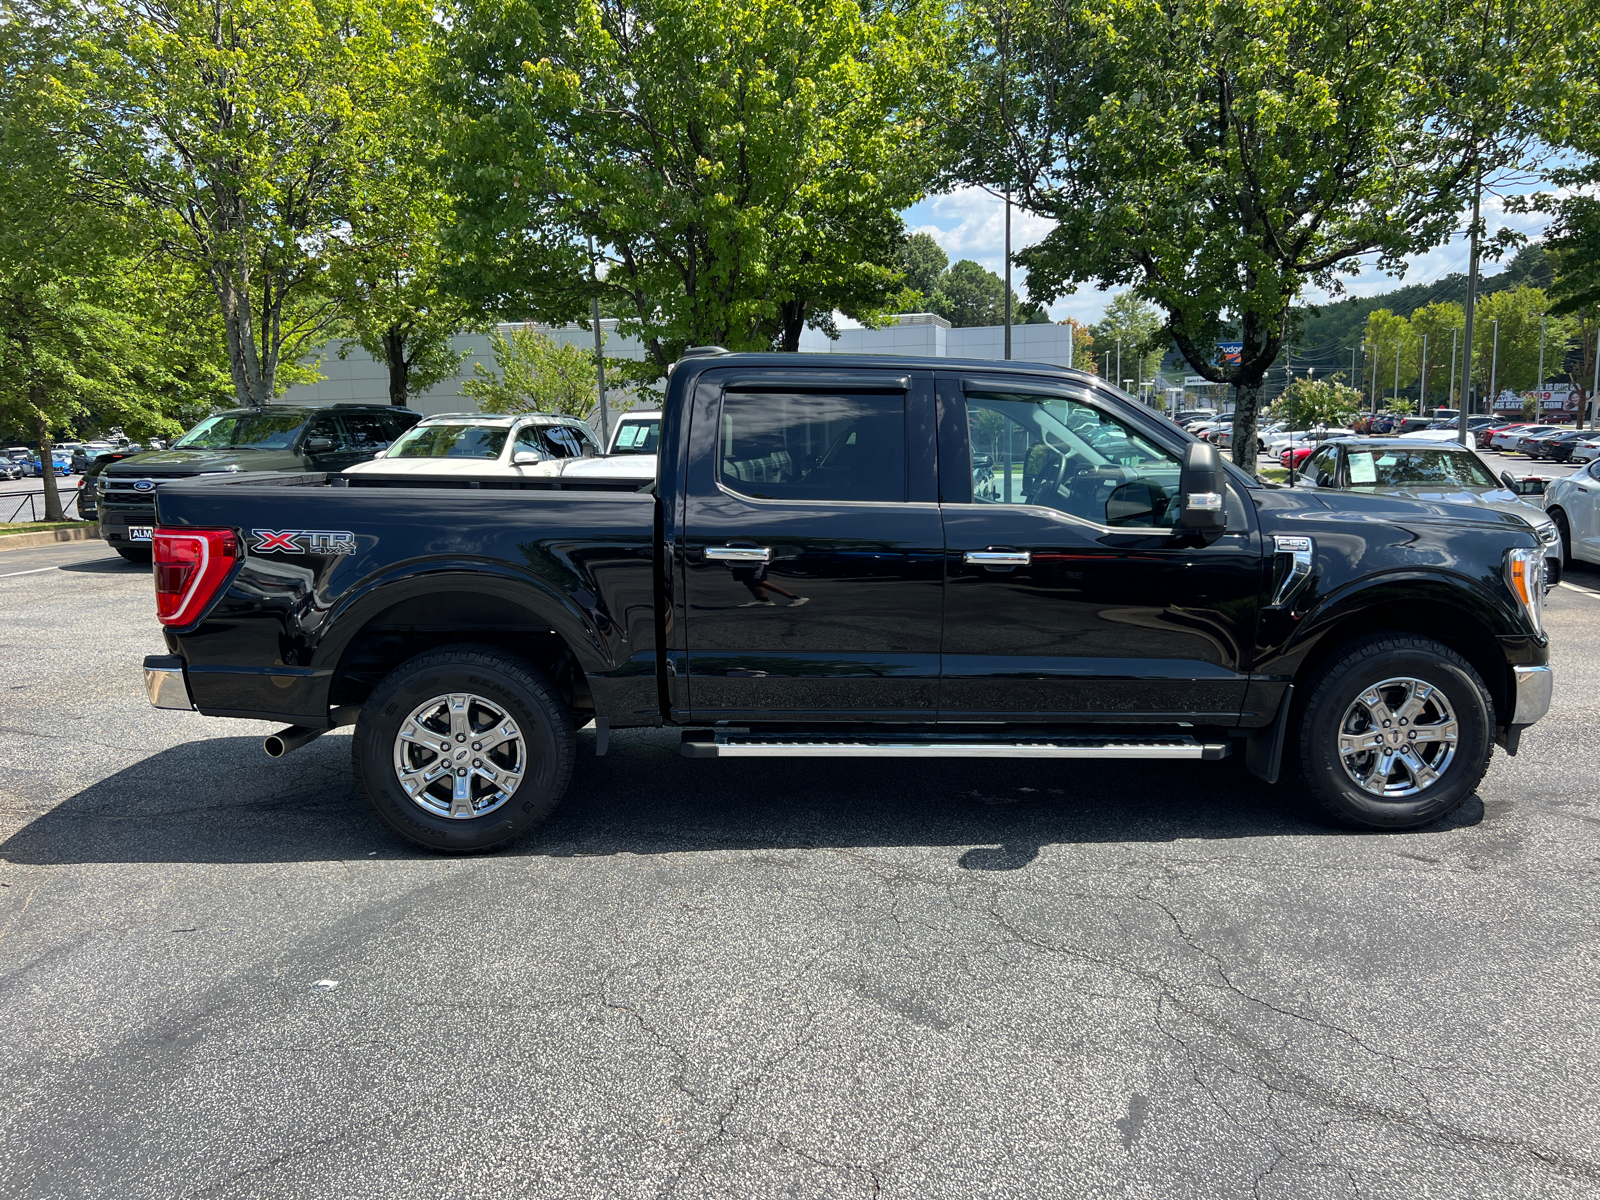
[252,529,357,555]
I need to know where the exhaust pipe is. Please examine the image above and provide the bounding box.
[263,706,360,758]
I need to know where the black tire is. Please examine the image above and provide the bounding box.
[115,546,152,564]
[1289,634,1493,830]
[353,644,576,853]
[1550,507,1575,572]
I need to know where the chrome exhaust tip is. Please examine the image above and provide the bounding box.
[263,725,327,758]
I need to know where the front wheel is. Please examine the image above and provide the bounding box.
[114,546,152,564]
[353,644,576,852]
[1290,634,1493,830]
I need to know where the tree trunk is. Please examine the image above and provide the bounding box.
[1229,377,1263,475]
[33,406,64,523]
[778,300,806,353]
[384,327,409,405]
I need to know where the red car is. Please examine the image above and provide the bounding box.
[1280,446,1314,470]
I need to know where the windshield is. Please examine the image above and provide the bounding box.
[175,412,308,450]
[1344,447,1499,490]
[389,423,509,459]
[611,418,661,455]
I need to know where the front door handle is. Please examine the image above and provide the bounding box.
[705,546,772,563]
[965,550,1031,567]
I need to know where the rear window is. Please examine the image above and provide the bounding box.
[389,424,509,459]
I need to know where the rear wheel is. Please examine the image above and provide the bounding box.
[1290,635,1492,830]
[353,644,576,853]
[1550,508,1575,572]
[114,546,152,564]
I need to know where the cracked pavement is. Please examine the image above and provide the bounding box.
[2,540,1598,1199]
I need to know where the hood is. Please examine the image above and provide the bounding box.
[1372,486,1553,532]
[1260,482,1542,541]
[104,447,301,476]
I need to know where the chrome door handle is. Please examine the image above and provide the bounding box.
[705,546,772,563]
[965,550,1031,567]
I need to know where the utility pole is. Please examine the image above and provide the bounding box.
[1448,327,1459,413]
[589,236,609,444]
[1116,339,1122,393]
[1371,343,1380,413]
[1592,325,1599,431]
[1351,346,1357,389]
[1489,318,1500,417]
[1392,343,1400,407]
[1460,171,1482,447]
[1004,189,1013,361]
[1538,314,1546,389]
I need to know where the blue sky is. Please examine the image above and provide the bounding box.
[900,179,1559,326]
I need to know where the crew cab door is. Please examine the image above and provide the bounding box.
[936,376,1263,723]
[679,369,942,721]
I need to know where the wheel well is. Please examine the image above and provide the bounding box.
[1295,600,1509,726]
[328,592,593,719]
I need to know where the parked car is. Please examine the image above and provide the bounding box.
[1399,417,1496,443]
[1292,437,1563,583]
[98,403,422,562]
[1525,430,1593,463]
[140,349,1553,852]
[1569,436,1600,463]
[75,451,138,523]
[22,451,72,477]
[342,413,646,483]
[1491,424,1561,453]
[605,409,662,457]
[1544,458,1600,571]
[0,459,21,481]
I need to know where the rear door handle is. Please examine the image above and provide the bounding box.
[965,550,1031,567]
[705,546,772,563]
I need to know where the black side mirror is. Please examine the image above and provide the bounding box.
[1105,480,1166,527]
[305,437,334,454]
[1179,441,1227,533]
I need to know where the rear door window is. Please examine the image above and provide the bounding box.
[717,390,906,502]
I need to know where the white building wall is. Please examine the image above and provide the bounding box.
[274,314,1076,416]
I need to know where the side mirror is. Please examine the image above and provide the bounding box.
[1105,480,1165,527]
[512,450,543,465]
[1179,441,1227,533]
[371,449,388,460]
[304,437,334,454]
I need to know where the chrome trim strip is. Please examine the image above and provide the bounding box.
[705,546,771,563]
[1512,664,1553,727]
[1270,535,1314,607]
[965,550,1031,567]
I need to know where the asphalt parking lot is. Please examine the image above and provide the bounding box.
[2,541,1599,1199]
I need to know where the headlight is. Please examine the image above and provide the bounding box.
[1504,547,1545,634]
[1535,521,1560,548]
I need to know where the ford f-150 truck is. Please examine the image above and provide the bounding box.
[139,350,1553,851]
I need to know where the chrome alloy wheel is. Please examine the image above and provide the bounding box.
[1336,677,1458,798]
[392,693,526,819]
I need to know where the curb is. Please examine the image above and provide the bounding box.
[0,525,101,552]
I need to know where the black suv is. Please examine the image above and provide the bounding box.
[99,404,421,561]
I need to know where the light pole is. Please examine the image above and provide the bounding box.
[1459,170,1482,447]
[1003,188,1013,361]
[1538,314,1546,389]
[1392,343,1400,407]
[1371,342,1380,413]
[1448,328,1459,413]
[1419,333,1428,412]
[1489,318,1500,417]
[588,235,609,443]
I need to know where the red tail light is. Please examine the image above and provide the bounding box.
[153,528,239,626]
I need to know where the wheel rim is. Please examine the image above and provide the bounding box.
[392,693,526,819]
[1337,676,1458,799]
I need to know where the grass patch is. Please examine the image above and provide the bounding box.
[0,520,94,535]
[1258,467,1289,484]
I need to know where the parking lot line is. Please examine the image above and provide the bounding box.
[1558,581,1600,599]
[0,565,62,579]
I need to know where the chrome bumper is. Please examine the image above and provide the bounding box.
[1512,664,1553,727]
[143,654,194,711]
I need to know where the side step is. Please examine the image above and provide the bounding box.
[680,731,1231,760]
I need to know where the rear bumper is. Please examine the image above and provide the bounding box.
[1511,664,1553,727]
[143,654,195,711]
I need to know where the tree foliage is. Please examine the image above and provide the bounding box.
[66,0,434,406]
[950,0,1567,472]
[1091,292,1163,385]
[437,0,950,375]
[1270,377,1362,431]
[899,232,949,302]
[460,327,603,418]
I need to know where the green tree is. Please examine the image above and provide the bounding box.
[929,258,1047,327]
[67,0,434,406]
[437,0,950,374]
[1472,286,1574,399]
[900,232,949,302]
[1270,377,1361,431]
[952,0,1565,473]
[1362,309,1417,406]
[1407,301,1467,408]
[460,327,602,418]
[1092,292,1164,387]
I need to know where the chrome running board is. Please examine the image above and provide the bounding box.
[680,731,1230,760]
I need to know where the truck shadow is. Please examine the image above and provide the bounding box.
[0,726,1483,868]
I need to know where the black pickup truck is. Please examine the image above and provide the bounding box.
[140,351,1553,851]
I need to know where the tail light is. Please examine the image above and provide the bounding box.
[153,528,239,626]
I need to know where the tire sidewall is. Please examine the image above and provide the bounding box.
[355,651,571,852]
[1300,642,1491,829]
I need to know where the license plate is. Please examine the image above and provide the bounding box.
[129,526,153,541]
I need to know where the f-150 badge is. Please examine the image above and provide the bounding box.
[251,529,357,555]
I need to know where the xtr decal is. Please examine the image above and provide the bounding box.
[251,529,357,555]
